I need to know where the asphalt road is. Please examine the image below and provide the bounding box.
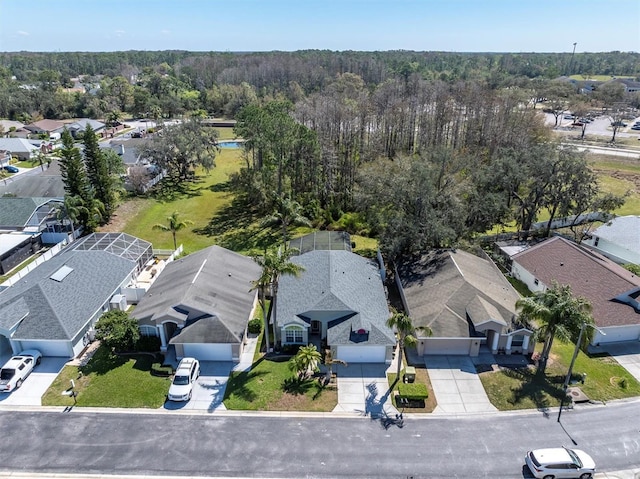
[1,401,639,478]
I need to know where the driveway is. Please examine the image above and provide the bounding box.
[424,355,497,414]
[600,341,640,383]
[332,363,397,416]
[0,357,67,406]
[163,361,232,412]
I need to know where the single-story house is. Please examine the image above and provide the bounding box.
[132,245,261,362]
[0,232,152,358]
[0,120,29,138]
[24,119,66,137]
[66,118,106,138]
[511,236,640,344]
[396,249,534,357]
[0,197,62,234]
[0,138,39,160]
[582,215,640,266]
[275,237,395,364]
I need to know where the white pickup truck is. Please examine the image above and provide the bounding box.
[0,350,42,393]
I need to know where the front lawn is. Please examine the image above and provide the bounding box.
[479,341,640,411]
[42,346,171,408]
[224,354,337,411]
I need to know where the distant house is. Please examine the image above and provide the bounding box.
[0,197,62,234]
[66,118,106,138]
[0,120,28,138]
[396,249,534,357]
[511,236,640,344]
[24,119,66,137]
[0,138,39,160]
[132,246,261,362]
[582,215,640,266]
[610,78,640,93]
[276,232,395,363]
[0,158,65,199]
[0,232,152,358]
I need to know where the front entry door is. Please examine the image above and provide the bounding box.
[311,320,321,335]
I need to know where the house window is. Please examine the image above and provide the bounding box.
[139,325,158,337]
[511,335,524,347]
[594,237,599,247]
[534,279,539,286]
[285,327,304,343]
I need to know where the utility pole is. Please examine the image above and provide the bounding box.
[568,42,577,76]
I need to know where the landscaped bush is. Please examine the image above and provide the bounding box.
[136,335,161,352]
[248,317,262,334]
[280,344,302,355]
[397,382,429,401]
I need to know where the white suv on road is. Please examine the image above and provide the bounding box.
[525,447,596,479]
[0,350,42,393]
[167,357,200,402]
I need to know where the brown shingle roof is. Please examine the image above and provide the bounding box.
[26,119,65,132]
[512,236,640,327]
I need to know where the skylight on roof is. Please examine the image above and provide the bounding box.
[50,265,74,282]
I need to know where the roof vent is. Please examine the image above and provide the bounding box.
[50,265,74,282]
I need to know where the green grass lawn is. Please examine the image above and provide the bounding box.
[388,368,437,413]
[223,354,337,411]
[42,346,171,408]
[479,341,640,411]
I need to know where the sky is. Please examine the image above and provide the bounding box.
[0,0,638,53]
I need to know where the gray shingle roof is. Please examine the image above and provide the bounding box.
[397,250,520,338]
[0,248,136,340]
[276,250,394,346]
[132,246,261,345]
[0,197,53,228]
[0,138,39,154]
[592,215,640,255]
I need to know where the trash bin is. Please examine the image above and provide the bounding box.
[403,366,416,383]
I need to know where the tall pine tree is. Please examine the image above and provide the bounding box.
[83,124,116,220]
[59,129,99,232]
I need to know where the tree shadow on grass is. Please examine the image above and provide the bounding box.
[223,368,270,403]
[79,346,127,376]
[193,196,280,252]
[282,377,316,396]
[151,177,205,203]
[502,366,565,411]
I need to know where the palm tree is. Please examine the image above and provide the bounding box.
[386,311,432,378]
[516,281,593,375]
[261,195,312,246]
[323,349,347,385]
[55,195,86,239]
[289,344,322,380]
[251,247,304,352]
[152,212,193,251]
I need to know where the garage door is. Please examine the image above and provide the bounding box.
[423,338,471,355]
[182,343,232,361]
[18,340,72,357]
[337,345,386,363]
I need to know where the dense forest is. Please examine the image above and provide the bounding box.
[0,50,637,258]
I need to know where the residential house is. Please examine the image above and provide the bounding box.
[0,197,62,235]
[0,138,39,160]
[0,159,65,199]
[24,119,66,138]
[0,120,29,138]
[276,232,395,363]
[511,236,640,344]
[582,215,640,266]
[65,118,106,138]
[0,150,9,168]
[132,245,261,362]
[396,249,534,357]
[0,232,152,358]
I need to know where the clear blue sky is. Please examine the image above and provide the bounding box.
[1,0,638,53]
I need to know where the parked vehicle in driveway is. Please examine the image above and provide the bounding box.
[525,447,595,479]
[0,350,42,392]
[2,165,19,173]
[167,357,199,402]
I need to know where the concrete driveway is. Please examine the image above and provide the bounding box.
[0,357,67,406]
[424,355,497,414]
[600,341,640,383]
[163,361,232,412]
[332,363,397,416]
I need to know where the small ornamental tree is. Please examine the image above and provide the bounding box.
[94,310,140,353]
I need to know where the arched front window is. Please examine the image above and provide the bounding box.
[284,325,304,343]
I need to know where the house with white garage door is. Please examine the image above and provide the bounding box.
[511,236,640,344]
[132,245,261,362]
[396,249,534,357]
[0,232,152,358]
[275,235,395,364]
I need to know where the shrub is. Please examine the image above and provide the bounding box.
[248,317,262,334]
[397,382,429,401]
[281,344,301,355]
[136,335,161,352]
[619,377,628,389]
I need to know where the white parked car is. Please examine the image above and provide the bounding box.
[167,357,199,402]
[0,350,42,393]
[525,447,596,479]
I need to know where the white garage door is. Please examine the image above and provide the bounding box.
[337,345,386,363]
[18,340,72,357]
[423,338,471,355]
[183,343,232,361]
